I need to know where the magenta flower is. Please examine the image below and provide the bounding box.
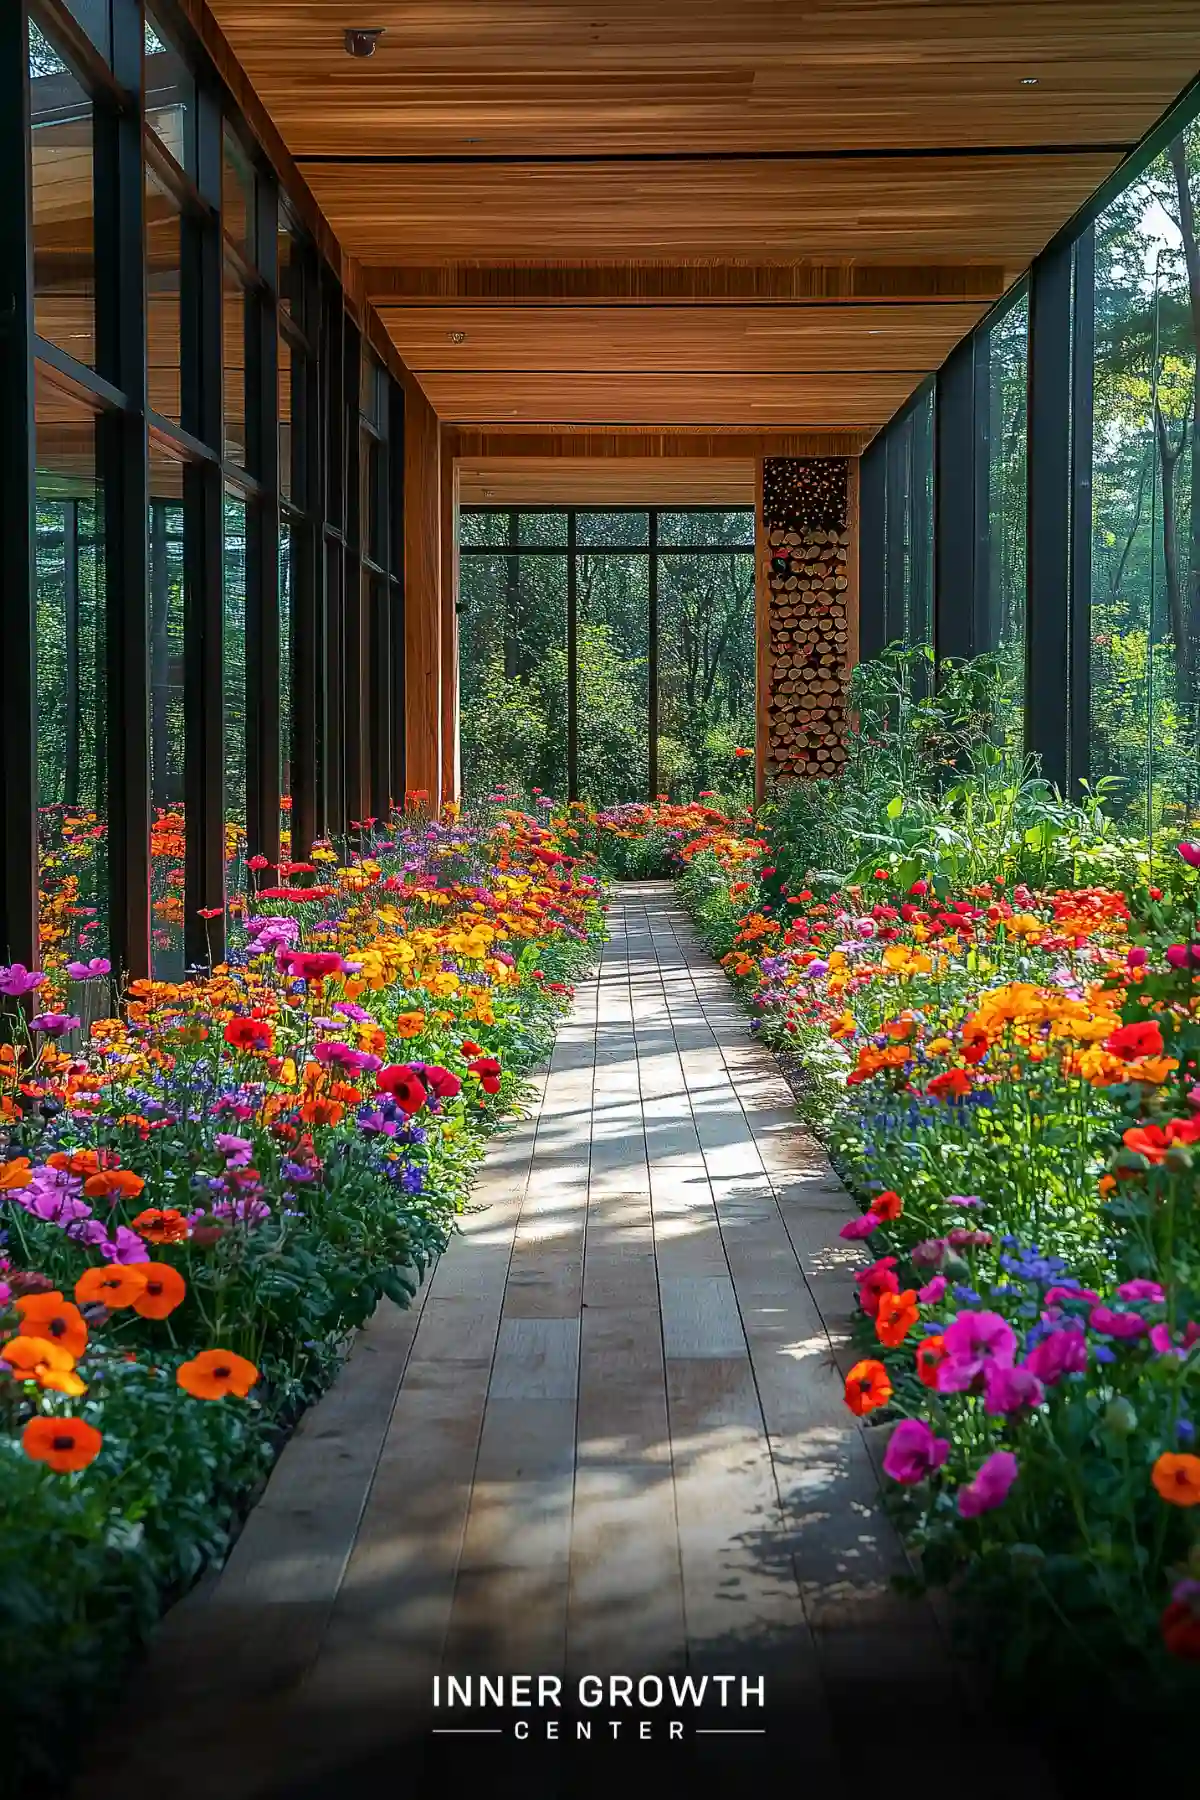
[946,1194,983,1209]
[29,1013,81,1037]
[0,964,45,996]
[937,1310,1017,1391]
[1116,1279,1165,1303]
[1177,842,1200,867]
[882,1418,950,1485]
[957,1450,1019,1518]
[1044,1284,1099,1309]
[1165,944,1200,969]
[1089,1304,1148,1340]
[983,1363,1044,1414]
[1127,946,1149,969]
[99,1225,150,1264]
[214,1133,253,1168]
[918,1275,947,1304]
[839,1213,880,1241]
[65,957,112,980]
[1025,1326,1088,1384]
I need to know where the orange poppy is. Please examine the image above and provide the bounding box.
[875,1289,920,1348]
[22,1415,102,1473]
[394,1012,426,1039]
[0,1157,33,1191]
[1152,1453,1200,1507]
[915,1335,947,1388]
[176,1348,259,1400]
[299,1097,344,1127]
[870,1189,903,1222]
[131,1207,190,1244]
[82,1168,146,1201]
[48,1148,117,1176]
[843,1358,893,1417]
[1,1334,85,1392]
[132,1263,187,1320]
[74,1264,149,1310]
[14,1292,88,1358]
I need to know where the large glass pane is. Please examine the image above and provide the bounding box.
[577,551,649,803]
[223,495,248,874]
[657,510,753,549]
[986,297,1029,752]
[223,266,248,467]
[517,512,568,547]
[460,510,508,548]
[145,15,195,174]
[659,543,756,801]
[576,510,648,548]
[149,445,186,980]
[30,25,95,369]
[146,167,182,424]
[1091,118,1200,838]
[278,213,304,331]
[62,1,112,61]
[35,375,107,965]
[458,550,567,800]
[222,128,256,266]
[907,392,934,651]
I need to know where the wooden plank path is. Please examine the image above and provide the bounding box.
[80,882,1053,1799]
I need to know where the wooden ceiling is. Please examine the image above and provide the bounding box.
[205,0,1200,498]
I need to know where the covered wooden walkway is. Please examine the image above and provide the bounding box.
[84,884,1048,1797]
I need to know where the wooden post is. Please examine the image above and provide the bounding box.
[403,375,442,810]
[754,456,770,806]
[440,433,460,807]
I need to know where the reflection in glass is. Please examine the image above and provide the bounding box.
[1091,118,1200,838]
[144,14,195,173]
[278,214,302,328]
[280,520,292,803]
[659,538,756,801]
[146,168,182,423]
[577,553,649,802]
[35,376,108,961]
[985,299,1029,752]
[149,446,186,979]
[222,129,256,265]
[576,511,649,548]
[30,25,96,368]
[224,496,248,866]
[458,552,568,799]
[223,267,248,467]
[62,0,112,60]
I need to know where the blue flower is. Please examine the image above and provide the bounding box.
[1177,1418,1196,1443]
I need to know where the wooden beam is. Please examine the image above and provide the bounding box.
[458,457,755,506]
[363,263,1010,305]
[402,375,442,807]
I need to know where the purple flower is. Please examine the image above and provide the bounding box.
[1089,1304,1148,1340]
[212,1197,271,1225]
[99,1225,151,1264]
[918,1275,947,1304]
[29,1012,81,1037]
[882,1418,950,1485]
[0,964,45,996]
[946,1195,983,1209]
[1024,1325,1087,1385]
[804,959,830,980]
[937,1310,1017,1391]
[65,957,112,980]
[333,1001,371,1023]
[957,1450,1019,1518]
[215,1133,253,1168]
[244,915,300,952]
[983,1362,1044,1414]
[911,1237,948,1270]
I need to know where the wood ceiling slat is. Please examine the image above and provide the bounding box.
[205,1,1200,157]
[380,302,989,372]
[416,369,921,427]
[364,263,1012,303]
[458,457,756,505]
[302,153,1122,263]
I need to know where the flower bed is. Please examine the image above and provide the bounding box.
[586,785,1200,1727]
[1,807,602,1787]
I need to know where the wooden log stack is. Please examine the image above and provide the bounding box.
[762,457,850,782]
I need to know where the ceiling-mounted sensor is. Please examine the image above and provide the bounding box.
[345,28,384,56]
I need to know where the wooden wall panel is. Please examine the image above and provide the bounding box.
[403,374,442,806]
[458,457,755,505]
[302,154,1122,266]
[413,370,921,428]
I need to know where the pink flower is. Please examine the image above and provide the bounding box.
[1165,944,1200,969]
[65,957,112,980]
[937,1310,1016,1391]
[1089,1304,1148,1339]
[957,1450,1019,1518]
[883,1418,950,1485]
[0,964,44,996]
[215,1133,253,1168]
[1127,946,1149,969]
[1178,843,1200,867]
[911,1237,948,1270]
[946,1227,992,1249]
[1025,1326,1088,1384]
[1043,1284,1099,1309]
[1116,1279,1165,1303]
[983,1363,1044,1414]
[839,1213,880,1240]
[99,1225,151,1264]
[918,1275,947,1304]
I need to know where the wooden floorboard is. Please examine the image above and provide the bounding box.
[77,880,1055,1800]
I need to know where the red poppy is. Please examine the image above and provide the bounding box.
[856,1265,900,1318]
[869,1189,903,1222]
[460,1040,483,1057]
[1162,1595,1200,1660]
[224,1017,274,1054]
[928,1068,972,1101]
[416,1063,462,1100]
[915,1335,947,1388]
[285,952,345,983]
[1105,1020,1165,1059]
[1123,1118,1200,1163]
[376,1065,428,1114]
[467,1056,502,1095]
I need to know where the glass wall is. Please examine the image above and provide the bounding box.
[458,508,755,805]
[14,0,408,983]
[986,294,1030,748]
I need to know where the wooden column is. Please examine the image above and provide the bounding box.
[402,374,442,808]
[440,433,460,806]
[758,457,853,785]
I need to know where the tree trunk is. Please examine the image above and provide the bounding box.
[1169,138,1200,700]
[1155,402,1190,703]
